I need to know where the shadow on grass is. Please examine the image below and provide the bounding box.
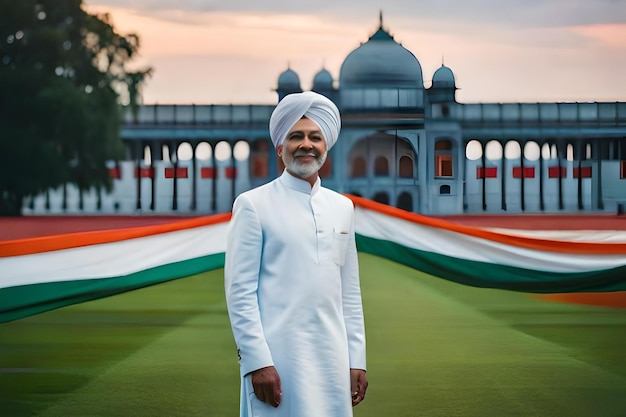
[358,254,626,417]
[394,255,626,378]
[0,273,227,417]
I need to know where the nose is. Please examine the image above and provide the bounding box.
[299,135,314,149]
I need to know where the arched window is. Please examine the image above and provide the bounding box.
[466,140,482,160]
[162,144,171,162]
[485,140,502,160]
[143,145,152,165]
[351,156,366,178]
[196,142,212,162]
[177,142,193,161]
[566,143,574,161]
[398,155,413,178]
[374,156,389,176]
[397,192,413,211]
[215,141,232,162]
[440,184,451,195]
[233,141,250,161]
[504,141,521,160]
[435,140,452,151]
[435,139,453,177]
[373,192,389,205]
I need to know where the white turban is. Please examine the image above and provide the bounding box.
[269,91,341,150]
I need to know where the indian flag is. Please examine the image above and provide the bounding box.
[352,196,626,294]
[0,214,230,323]
[3,198,626,323]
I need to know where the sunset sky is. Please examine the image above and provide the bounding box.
[83,0,626,106]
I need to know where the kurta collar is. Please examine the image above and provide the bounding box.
[279,170,321,195]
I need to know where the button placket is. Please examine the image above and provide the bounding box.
[312,197,333,266]
[310,197,321,264]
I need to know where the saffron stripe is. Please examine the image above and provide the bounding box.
[0,213,231,257]
[349,195,626,255]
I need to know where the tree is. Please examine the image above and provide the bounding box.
[0,0,152,215]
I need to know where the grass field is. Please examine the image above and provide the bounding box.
[2,253,626,417]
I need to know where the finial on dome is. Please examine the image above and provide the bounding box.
[379,10,383,29]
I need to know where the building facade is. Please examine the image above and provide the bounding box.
[26,20,626,216]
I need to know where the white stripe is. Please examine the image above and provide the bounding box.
[0,223,228,289]
[355,208,626,273]
[6,210,626,291]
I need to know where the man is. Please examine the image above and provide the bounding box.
[224,91,368,417]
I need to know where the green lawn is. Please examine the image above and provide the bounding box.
[2,253,626,416]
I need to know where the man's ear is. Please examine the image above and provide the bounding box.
[277,144,283,157]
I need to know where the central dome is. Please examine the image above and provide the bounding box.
[339,27,423,88]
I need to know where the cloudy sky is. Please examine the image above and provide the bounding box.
[83,0,626,105]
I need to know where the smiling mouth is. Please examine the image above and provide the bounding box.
[294,152,318,161]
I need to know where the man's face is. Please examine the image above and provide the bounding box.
[278,117,328,181]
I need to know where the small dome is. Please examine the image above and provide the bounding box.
[313,68,333,91]
[277,68,301,90]
[340,27,423,87]
[432,65,455,88]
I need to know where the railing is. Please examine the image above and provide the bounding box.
[457,102,626,126]
[121,104,276,126]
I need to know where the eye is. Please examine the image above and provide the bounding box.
[287,132,303,140]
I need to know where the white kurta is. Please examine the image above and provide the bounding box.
[224,171,366,417]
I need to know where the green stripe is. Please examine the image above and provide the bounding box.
[356,234,626,293]
[0,253,225,323]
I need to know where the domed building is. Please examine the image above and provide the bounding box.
[275,18,457,214]
[26,16,626,216]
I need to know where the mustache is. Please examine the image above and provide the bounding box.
[293,149,321,158]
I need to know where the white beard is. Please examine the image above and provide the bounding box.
[284,150,327,179]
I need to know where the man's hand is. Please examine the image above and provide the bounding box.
[251,366,282,407]
[350,368,368,406]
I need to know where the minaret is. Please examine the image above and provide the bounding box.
[276,62,302,101]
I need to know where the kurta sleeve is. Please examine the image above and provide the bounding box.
[341,207,367,371]
[224,194,274,377]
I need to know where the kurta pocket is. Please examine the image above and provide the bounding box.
[332,232,350,266]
